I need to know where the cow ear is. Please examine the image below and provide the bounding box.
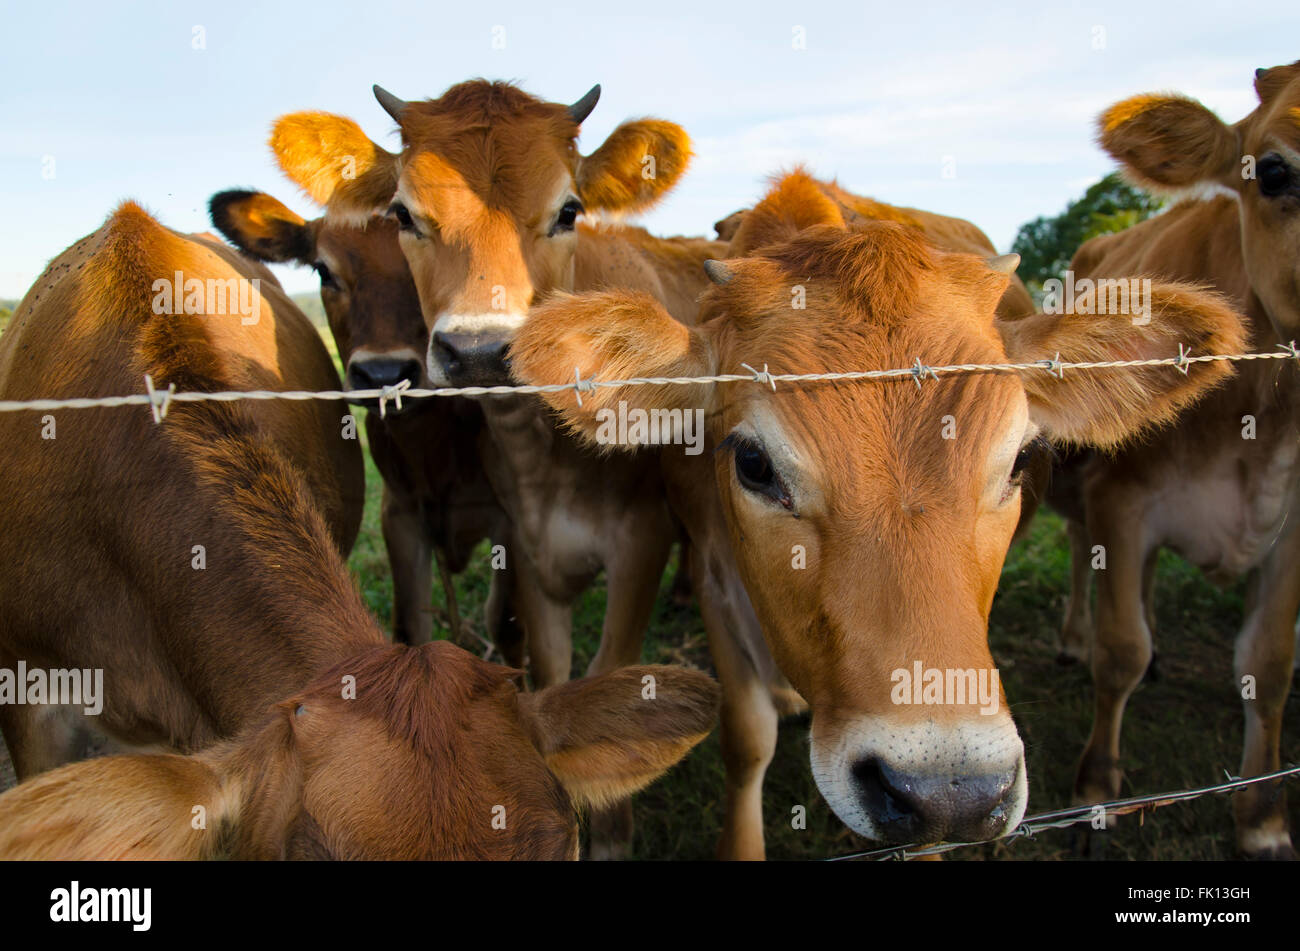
[270,112,399,225]
[0,754,225,859]
[576,119,691,213]
[518,665,720,812]
[508,289,717,447]
[209,190,315,264]
[1098,94,1239,192]
[997,281,1247,449]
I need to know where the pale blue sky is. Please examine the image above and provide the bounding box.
[2,1,1297,298]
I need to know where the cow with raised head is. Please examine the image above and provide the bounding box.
[509,169,1245,856]
[1047,61,1300,858]
[265,81,722,692]
[207,189,520,657]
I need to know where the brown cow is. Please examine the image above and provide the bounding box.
[1047,62,1300,858]
[0,201,366,776]
[509,168,1246,854]
[207,189,520,656]
[266,82,723,697]
[0,642,719,860]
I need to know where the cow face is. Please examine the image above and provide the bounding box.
[1098,60,1300,340]
[507,186,1246,845]
[0,642,720,860]
[268,82,691,386]
[209,190,426,411]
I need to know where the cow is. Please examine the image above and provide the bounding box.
[1044,61,1300,859]
[207,189,520,657]
[0,201,373,778]
[508,167,1246,857]
[0,642,719,860]
[265,81,723,695]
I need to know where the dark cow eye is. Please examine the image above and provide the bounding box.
[723,435,793,509]
[312,261,337,289]
[388,201,419,234]
[1258,154,1291,197]
[1010,446,1032,483]
[550,199,584,236]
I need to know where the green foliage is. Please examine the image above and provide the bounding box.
[1012,173,1164,302]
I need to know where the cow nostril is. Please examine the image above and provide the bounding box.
[397,359,422,388]
[347,358,421,393]
[432,332,463,375]
[852,758,922,837]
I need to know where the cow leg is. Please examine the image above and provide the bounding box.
[585,514,674,861]
[1074,500,1152,815]
[513,557,573,690]
[485,550,525,668]
[1058,517,1094,664]
[1232,525,1300,859]
[381,486,433,646]
[1141,549,1161,682]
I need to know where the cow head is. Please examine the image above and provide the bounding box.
[1098,60,1300,340]
[268,81,691,386]
[507,174,1246,845]
[0,643,720,860]
[208,189,425,412]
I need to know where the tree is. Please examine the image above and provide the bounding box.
[1012,173,1163,303]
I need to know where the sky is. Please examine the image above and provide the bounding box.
[2,1,1297,299]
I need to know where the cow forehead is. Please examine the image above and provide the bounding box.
[396,108,577,218]
[317,218,408,277]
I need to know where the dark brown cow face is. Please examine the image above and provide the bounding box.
[267,81,692,387]
[507,185,1247,845]
[1098,60,1300,340]
[209,190,426,410]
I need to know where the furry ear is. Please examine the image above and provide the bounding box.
[508,289,716,446]
[517,665,719,811]
[0,754,226,859]
[576,119,692,214]
[270,112,399,224]
[998,281,1247,448]
[209,190,315,264]
[1097,94,1239,192]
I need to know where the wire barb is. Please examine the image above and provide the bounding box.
[572,367,596,407]
[740,362,777,391]
[377,378,411,419]
[143,374,175,424]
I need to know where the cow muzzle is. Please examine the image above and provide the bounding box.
[811,715,1027,846]
[345,351,425,413]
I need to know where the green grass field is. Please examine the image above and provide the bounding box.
[328,330,1300,860]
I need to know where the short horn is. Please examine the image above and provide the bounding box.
[568,84,601,124]
[373,84,409,123]
[987,253,1020,275]
[703,260,735,285]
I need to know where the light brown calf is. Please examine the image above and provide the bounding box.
[510,170,1245,855]
[208,189,519,655]
[0,202,367,777]
[0,643,719,859]
[1049,61,1300,858]
[266,81,722,694]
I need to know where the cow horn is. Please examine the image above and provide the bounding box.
[568,84,602,124]
[987,253,1020,275]
[373,85,409,123]
[703,260,735,285]
[1256,67,1268,79]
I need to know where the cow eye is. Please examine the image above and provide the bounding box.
[725,435,794,509]
[388,201,420,235]
[1258,154,1291,197]
[550,199,584,236]
[1010,446,1032,483]
[312,261,337,289]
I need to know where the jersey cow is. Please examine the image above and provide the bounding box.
[208,189,519,656]
[509,169,1246,855]
[266,80,723,693]
[0,202,367,777]
[0,643,719,860]
[1048,61,1300,858]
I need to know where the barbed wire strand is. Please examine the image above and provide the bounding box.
[0,342,1297,421]
[826,763,1300,861]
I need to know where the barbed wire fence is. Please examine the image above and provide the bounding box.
[0,341,1297,421]
[5,341,1299,858]
[827,763,1300,861]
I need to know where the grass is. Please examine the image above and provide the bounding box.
[325,330,1300,861]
